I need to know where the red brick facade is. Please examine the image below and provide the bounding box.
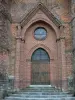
[9,0,72,91]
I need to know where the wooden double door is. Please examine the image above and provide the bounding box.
[31,62,50,85]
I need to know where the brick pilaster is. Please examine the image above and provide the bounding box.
[14,24,21,89]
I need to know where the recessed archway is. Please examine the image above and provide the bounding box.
[31,48,50,85]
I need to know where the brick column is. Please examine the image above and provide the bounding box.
[56,38,62,89]
[71,0,75,93]
[60,26,67,91]
[60,39,67,90]
[72,18,75,92]
[14,25,21,90]
[56,26,67,91]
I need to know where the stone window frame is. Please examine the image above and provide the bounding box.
[34,27,47,40]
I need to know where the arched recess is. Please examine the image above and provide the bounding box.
[27,44,54,61]
[31,48,50,85]
[21,18,60,40]
[23,20,58,86]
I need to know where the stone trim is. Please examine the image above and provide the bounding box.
[20,2,62,28]
[27,44,54,60]
[15,37,25,43]
[56,37,65,42]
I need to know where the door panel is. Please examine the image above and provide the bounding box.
[31,62,50,84]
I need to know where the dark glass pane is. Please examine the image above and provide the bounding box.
[31,48,50,62]
[34,27,47,40]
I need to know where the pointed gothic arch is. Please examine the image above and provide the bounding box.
[21,2,62,39]
[31,48,50,84]
[21,3,61,28]
[31,48,50,62]
[27,44,54,61]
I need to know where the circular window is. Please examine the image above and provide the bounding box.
[34,27,47,40]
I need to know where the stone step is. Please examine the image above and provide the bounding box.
[26,85,57,90]
[23,90,60,92]
[19,92,69,95]
[24,89,58,91]
[5,97,75,100]
[10,92,72,96]
[21,85,62,92]
[21,89,61,92]
[29,85,53,87]
[4,85,75,100]
[26,85,56,89]
[24,88,58,90]
[10,93,71,96]
[9,95,71,98]
[24,88,60,90]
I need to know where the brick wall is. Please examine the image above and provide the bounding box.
[10,0,72,90]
